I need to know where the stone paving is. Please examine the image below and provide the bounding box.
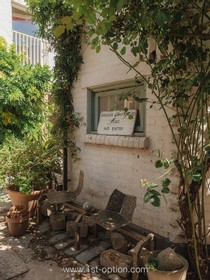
[0,191,128,280]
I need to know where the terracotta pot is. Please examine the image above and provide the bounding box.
[6,205,29,237]
[6,185,47,217]
[146,253,188,280]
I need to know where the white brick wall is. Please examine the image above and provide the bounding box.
[70,44,182,242]
[0,0,12,44]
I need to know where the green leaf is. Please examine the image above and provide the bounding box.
[163,160,170,169]
[117,0,127,11]
[96,45,101,53]
[120,46,126,55]
[192,173,202,182]
[155,10,169,27]
[87,12,97,24]
[149,190,161,196]
[91,36,99,46]
[134,97,147,103]
[161,187,170,194]
[113,42,118,50]
[71,0,82,9]
[151,196,160,207]
[76,19,83,25]
[155,159,163,168]
[144,192,151,203]
[61,16,71,25]
[204,144,210,152]
[88,28,95,37]
[149,183,158,188]
[162,178,171,188]
[54,25,65,37]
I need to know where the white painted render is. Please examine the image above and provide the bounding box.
[70,44,185,242]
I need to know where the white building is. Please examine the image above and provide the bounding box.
[70,41,210,244]
[1,1,209,244]
[0,0,53,66]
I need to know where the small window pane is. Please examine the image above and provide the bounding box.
[99,96,108,112]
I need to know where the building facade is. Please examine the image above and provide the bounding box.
[71,42,210,243]
[0,0,53,66]
[70,43,186,243]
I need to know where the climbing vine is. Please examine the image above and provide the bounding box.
[27,0,210,278]
[27,1,83,189]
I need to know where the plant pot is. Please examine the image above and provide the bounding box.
[6,185,47,217]
[6,205,29,237]
[146,252,188,280]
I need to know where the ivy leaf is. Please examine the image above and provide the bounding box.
[155,10,168,27]
[144,192,151,203]
[120,46,126,55]
[71,0,82,9]
[162,178,171,188]
[149,190,161,196]
[76,19,83,26]
[192,173,202,182]
[61,16,71,25]
[155,159,163,168]
[113,42,118,50]
[96,45,101,53]
[117,0,127,11]
[91,36,99,46]
[150,196,160,207]
[54,25,65,37]
[134,97,147,103]
[161,187,170,194]
[163,160,170,169]
[149,183,159,188]
[87,12,97,24]
[204,144,210,152]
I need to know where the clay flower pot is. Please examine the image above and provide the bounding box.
[6,205,29,237]
[6,185,47,217]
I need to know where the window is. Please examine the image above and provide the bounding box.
[87,81,146,135]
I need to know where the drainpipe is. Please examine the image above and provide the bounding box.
[63,145,68,191]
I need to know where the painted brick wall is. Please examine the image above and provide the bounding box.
[69,44,184,242]
[69,41,209,245]
[0,0,12,44]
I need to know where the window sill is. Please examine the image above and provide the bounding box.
[84,134,149,149]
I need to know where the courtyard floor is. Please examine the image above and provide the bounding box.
[0,190,141,280]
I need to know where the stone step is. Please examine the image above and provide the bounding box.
[48,232,67,245]
[76,241,110,264]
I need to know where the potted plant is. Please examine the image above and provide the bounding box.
[6,205,29,236]
[144,248,188,280]
[0,136,62,214]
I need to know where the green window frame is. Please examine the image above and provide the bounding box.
[87,82,146,136]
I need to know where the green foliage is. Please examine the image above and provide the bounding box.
[27,0,210,278]
[27,0,83,159]
[146,257,158,271]
[0,37,52,144]
[62,1,209,278]
[0,136,62,194]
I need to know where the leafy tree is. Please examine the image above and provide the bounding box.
[27,0,210,278]
[0,37,52,144]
